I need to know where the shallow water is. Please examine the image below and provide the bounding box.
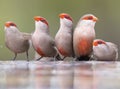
[0,61,120,89]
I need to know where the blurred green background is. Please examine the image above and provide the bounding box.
[0,0,119,60]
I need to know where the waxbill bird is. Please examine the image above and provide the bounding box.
[73,14,98,61]
[55,13,74,60]
[32,16,60,61]
[4,21,31,61]
[93,39,118,61]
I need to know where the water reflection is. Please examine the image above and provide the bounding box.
[0,61,120,89]
[74,62,94,89]
[32,62,53,89]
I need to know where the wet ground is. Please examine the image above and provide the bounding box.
[0,61,120,89]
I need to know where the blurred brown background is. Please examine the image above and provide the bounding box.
[0,0,119,60]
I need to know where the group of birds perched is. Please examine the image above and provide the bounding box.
[4,13,118,61]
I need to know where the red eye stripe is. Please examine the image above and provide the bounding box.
[88,16,93,20]
[83,16,93,20]
[82,15,98,22]
[59,13,73,21]
[5,21,17,27]
[34,16,48,26]
[40,18,48,26]
[97,41,105,44]
[93,40,106,46]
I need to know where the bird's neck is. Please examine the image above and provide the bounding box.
[59,24,72,33]
[78,20,95,28]
[60,19,73,28]
[35,23,49,34]
[5,27,20,34]
[60,21,72,32]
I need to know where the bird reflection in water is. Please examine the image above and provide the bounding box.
[0,61,120,89]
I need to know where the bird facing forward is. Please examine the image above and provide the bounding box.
[32,16,60,60]
[73,14,98,61]
[55,13,74,60]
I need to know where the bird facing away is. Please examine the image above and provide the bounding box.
[55,13,74,60]
[73,14,98,61]
[4,21,31,61]
[93,39,118,61]
[32,16,60,60]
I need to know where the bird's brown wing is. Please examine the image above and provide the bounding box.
[22,32,32,40]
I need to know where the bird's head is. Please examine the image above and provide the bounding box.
[81,14,98,22]
[59,13,73,27]
[34,16,49,33]
[34,16,49,30]
[93,39,106,47]
[5,21,17,28]
[4,21,18,32]
[78,14,98,27]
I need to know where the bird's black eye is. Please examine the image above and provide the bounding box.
[64,15,72,21]
[10,23,14,26]
[10,23,16,27]
[40,18,48,25]
[41,19,45,22]
[98,41,102,44]
[88,16,93,20]
[64,15,69,19]
[97,41,105,45]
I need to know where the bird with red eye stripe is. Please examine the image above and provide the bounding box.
[55,13,74,60]
[32,16,61,61]
[4,21,31,61]
[93,39,118,61]
[73,14,98,61]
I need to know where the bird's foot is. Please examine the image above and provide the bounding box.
[36,56,43,61]
[55,54,63,61]
[76,56,90,61]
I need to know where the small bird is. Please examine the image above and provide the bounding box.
[93,39,118,61]
[73,14,98,61]
[55,13,74,60]
[4,21,31,61]
[32,16,60,60]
